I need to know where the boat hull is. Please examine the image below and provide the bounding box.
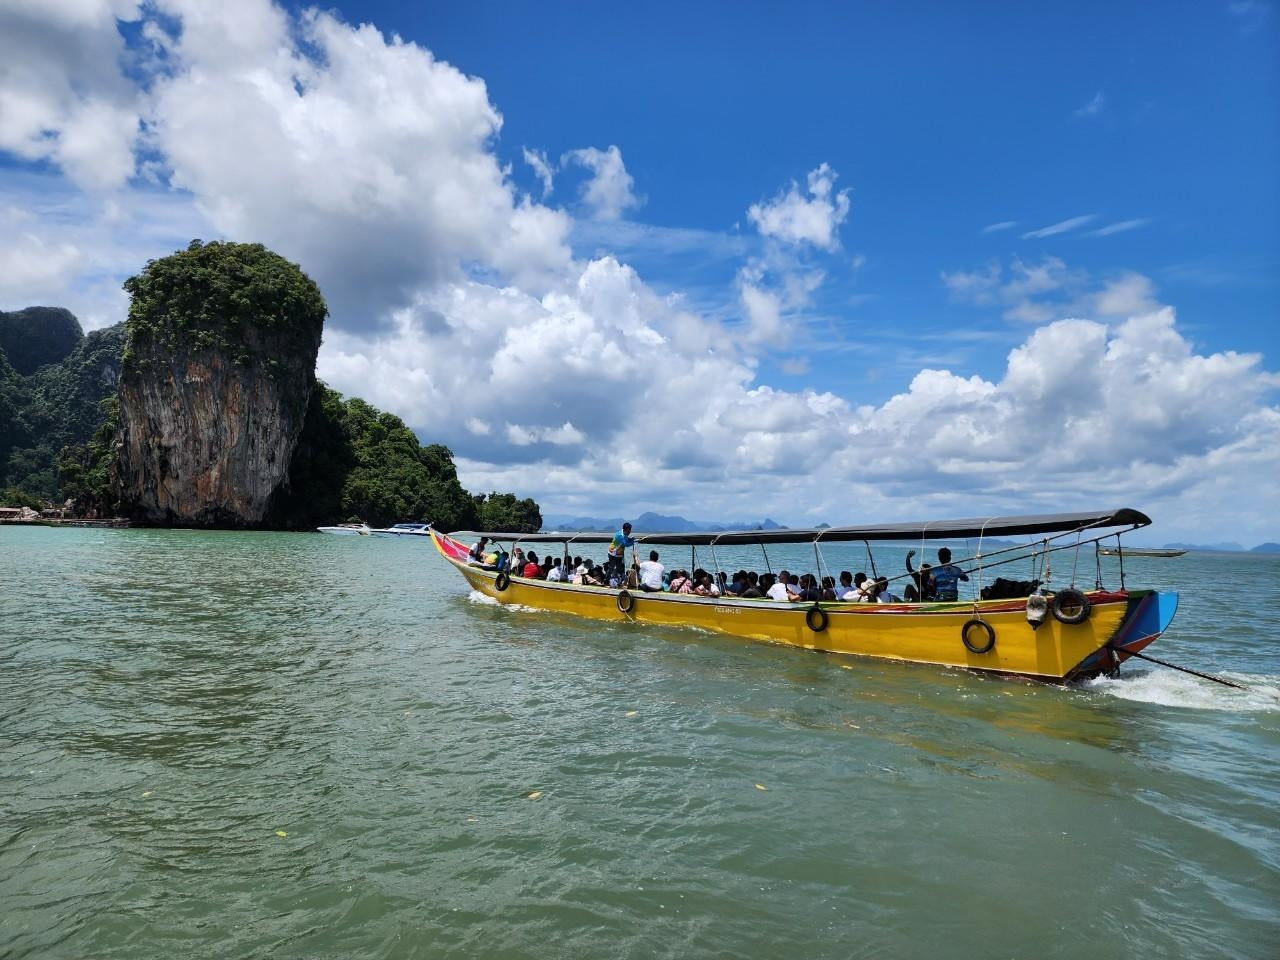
[433,532,1172,682]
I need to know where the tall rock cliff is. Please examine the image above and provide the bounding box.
[113,241,327,526]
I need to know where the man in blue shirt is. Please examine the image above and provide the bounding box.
[929,547,969,601]
[606,522,635,583]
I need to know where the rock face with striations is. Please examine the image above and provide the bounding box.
[113,241,328,526]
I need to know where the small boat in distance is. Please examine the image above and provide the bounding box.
[317,523,373,536]
[1098,547,1186,557]
[371,522,431,538]
[430,508,1180,684]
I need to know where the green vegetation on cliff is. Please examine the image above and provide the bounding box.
[123,240,328,372]
[0,307,82,375]
[275,385,541,532]
[0,318,125,500]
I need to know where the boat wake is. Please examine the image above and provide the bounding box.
[466,590,546,614]
[1082,669,1280,712]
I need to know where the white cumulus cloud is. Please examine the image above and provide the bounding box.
[747,163,851,250]
[0,0,142,191]
[561,145,641,221]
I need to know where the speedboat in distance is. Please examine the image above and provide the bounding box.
[317,523,373,536]
[372,522,431,538]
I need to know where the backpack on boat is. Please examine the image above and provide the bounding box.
[980,577,1042,600]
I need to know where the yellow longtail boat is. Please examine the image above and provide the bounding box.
[430,508,1178,683]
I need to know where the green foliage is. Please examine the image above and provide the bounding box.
[122,240,327,365]
[0,307,82,375]
[269,385,353,529]
[0,318,124,503]
[273,383,538,532]
[1,486,43,510]
[56,397,120,515]
[474,492,543,533]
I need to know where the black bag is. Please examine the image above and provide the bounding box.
[980,577,1042,600]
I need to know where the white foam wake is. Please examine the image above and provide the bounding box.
[1083,668,1280,712]
[465,590,545,614]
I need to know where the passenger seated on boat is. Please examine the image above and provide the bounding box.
[858,577,880,602]
[904,562,934,602]
[468,536,489,562]
[836,571,856,600]
[905,552,940,601]
[638,551,665,592]
[546,557,566,582]
[510,547,525,573]
[767,571,800,602]
[876,577,901,602]
[739,571,763,598]
[523,551,543,579]
[669,570,694,594]
[794,574,821,602]
[586,565,607,586]
[717,572,729,594]
[930,548,969,601]
[695,572,721,597]
[726,570,749,595]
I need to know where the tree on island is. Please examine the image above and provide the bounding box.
[474,492,542,533]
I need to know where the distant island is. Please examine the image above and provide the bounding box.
[0,241,541,533]
[1159,542,1280,553]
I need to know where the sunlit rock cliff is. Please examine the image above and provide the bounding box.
[112,241,327,526]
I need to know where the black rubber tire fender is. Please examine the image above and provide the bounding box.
[494,570,511,592]
[805,605,829,633]
[962,618,996,654]
[617,589,634,614]
[1051,588,1091,625]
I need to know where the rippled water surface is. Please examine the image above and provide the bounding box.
[2,527,1278,958]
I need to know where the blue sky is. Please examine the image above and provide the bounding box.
[415,0,1280,383]
[1,0,1277,542]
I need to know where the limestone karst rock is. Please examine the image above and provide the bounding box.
[112,241,327,526]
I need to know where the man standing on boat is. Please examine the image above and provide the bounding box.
[606,522,636,584]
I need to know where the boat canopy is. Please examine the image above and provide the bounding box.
[450,507,1151,546]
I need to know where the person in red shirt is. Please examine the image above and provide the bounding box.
[522,551,543,579]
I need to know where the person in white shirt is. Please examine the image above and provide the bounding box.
[546,557,566,582]
[835,571,858,600]
[767,570,800,602]
[637,550,665,592]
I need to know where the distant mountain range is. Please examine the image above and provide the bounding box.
[1162,542,1280,553]
[542,511,786,533]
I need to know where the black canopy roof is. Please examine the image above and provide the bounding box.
[452,507,1150,547]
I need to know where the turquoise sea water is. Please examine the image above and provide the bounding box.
[2,526,1277,959]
